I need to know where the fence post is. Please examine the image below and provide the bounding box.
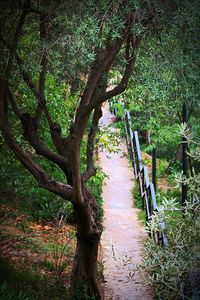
[182,102,188,207]
[152,147,157,192]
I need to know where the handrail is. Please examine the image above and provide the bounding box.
[113,105,168,247]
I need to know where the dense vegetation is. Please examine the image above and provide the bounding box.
[0,0,157,298]
[112,0,200,298]
[0,0,199,299]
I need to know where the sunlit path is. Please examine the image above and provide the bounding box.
[99,103,153,300]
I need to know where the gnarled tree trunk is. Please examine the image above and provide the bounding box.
[71,228,102,299]
[70,186,103,299]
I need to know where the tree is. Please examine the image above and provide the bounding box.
[121,0,200,162]
[0,0,156,298]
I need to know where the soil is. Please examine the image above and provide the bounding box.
[99,104,154,300]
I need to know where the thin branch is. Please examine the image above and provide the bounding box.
[71,39,125,140]
[15,53,47,104]
[35,10,49,125]
[6,45,69,163]
[76,11,139,111]
[177,111,182,122]
[5,0,30,80]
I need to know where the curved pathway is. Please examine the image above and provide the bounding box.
[99,104,153,300]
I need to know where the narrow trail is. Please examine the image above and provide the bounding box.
[99,104,153,300]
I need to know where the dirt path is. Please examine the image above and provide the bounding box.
[99,104,153,300]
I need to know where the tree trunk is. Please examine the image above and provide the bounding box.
[145,130,151,145]
[70,188,103,299]
[70,229,102,299]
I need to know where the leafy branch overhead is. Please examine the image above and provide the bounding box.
[0,0,154,204]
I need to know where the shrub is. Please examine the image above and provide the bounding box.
[87,169,106,220]
[157,160,168,177]
[142,198,200,299]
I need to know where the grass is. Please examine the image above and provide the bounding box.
[0,257,52,299]
[0,281,35,300]
[132,183,146,224]
[0,205,76,300]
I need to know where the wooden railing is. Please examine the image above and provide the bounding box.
[110,102,168,246]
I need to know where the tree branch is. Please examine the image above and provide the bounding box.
[13,51,71,168]
[5,0,30,80]
[83,105,102,182]
[69,22,139,204]
[7,88,70,174]
[35,9,49,126]
[89,36,142,110]
[73,12,140,128]
[80,39,124,106]
[0,79,73,202]
[20,113,69,169]
[14,53,66,145]
[0,34,56,130]
[0,36,70,160]
[7,88,23,118]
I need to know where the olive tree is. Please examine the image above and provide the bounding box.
[0,0,154,298]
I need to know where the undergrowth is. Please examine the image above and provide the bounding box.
[142,199,200,300]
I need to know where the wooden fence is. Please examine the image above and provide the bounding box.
[110,103,168,246]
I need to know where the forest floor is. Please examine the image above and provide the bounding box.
[0,208,76,299]
[99,104,154,300]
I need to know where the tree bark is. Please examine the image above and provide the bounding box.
[70,229,102,299]
[70,186,103,299]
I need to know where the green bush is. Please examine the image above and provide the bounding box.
[144,125,180,161]
[156,188,181,206]
[133,180,143,210]
[142,199,200,300]
[114,120,126,138]
[167,160,182,182]
[157,160,168,177]
[28,193,74,221]
[87,169,106,220]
